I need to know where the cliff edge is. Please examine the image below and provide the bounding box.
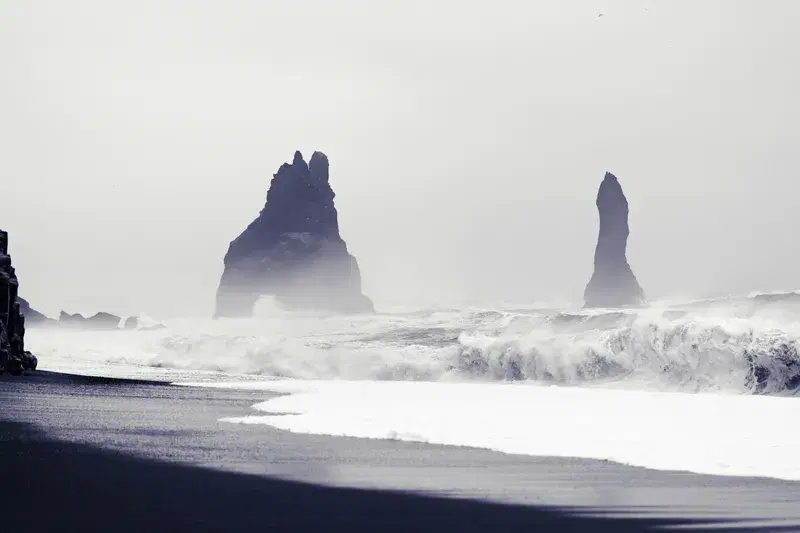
[0,230,38,374]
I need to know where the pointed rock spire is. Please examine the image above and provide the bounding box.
[584,172,646,308]
[292,150,308,172]
[309,151,329,182]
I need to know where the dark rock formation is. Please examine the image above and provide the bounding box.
[18,292,147,333]
[215,150,374,317]
[24,310,162,332]
[59,311,122,330]
[58,311,86,326]
[18,296,52,325]
[0,230,38,374]
[86,312,123,329]
[584,172,646,308]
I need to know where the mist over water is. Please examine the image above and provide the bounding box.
[29,292,800,396]
[4,1,800,318]
[5,2,800,403]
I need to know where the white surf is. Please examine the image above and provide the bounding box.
[27,291,800,480]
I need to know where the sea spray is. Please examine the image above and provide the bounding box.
[25,292,800,395]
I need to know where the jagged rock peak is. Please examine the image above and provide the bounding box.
[215,150,374,318]
[583,171,645,308]
[598,172,626,206]
[292,150,309,171]
[277,150,329,181]
[18,296,51,325]
[309,151,329,182]
[58,310,123,330]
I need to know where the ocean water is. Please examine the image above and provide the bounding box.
[27,291,800,480]
[30,291,800,394]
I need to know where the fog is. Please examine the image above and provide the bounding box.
[1,0,798,319]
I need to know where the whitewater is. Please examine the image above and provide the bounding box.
[27,292,800,480]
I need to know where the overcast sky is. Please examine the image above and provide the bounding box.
[2,0,798,318]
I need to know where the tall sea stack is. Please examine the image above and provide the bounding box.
[0,230,38,374]
[584,172,646,308]
[215,151,374,317]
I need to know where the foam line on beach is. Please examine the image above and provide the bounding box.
[176,379,800,481]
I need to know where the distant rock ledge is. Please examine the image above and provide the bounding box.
[215,150,374,318]
[19,300,164,332]
[59,311,123,330]
[584,172,646,308]
[0,230,38,374]
[18,296,51,325]
[23,309,165,331]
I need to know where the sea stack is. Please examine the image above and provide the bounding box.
[583,172,646,308]
[214,151,374,317]
[0,230,38,374]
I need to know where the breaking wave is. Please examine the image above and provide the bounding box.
[27,291,800,395]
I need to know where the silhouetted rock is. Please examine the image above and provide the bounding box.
[123,316,139,330]
[18,296,54,325]
[215,150,374,317]
[87,312,123,329]
[58,311,122,330]
[59,311,86,325]
[584,172,646,308]
[0,230,38,374]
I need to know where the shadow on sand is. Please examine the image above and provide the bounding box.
[1,421,793,533]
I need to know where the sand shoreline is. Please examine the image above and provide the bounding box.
[2,371,800,532]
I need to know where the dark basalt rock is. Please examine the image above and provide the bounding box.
[584,172,646,308]
[215,150,374,317]
[0,230,38,374]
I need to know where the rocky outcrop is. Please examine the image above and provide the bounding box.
[584,172,646,308]
[22,308,163,331]
[0,230,38,374]
[58,311,122,330]
[18,296,52,325]
[16,290,159,333]
[215,151,374,317]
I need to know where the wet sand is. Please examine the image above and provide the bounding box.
[2,371,799,532]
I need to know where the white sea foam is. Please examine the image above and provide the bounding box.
[178,379,800,481]
[27,292,800,394]
[25,291,800,481]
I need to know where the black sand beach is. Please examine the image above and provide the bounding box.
[2,372,800,532]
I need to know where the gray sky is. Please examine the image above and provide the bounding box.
[2,0,798,318]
